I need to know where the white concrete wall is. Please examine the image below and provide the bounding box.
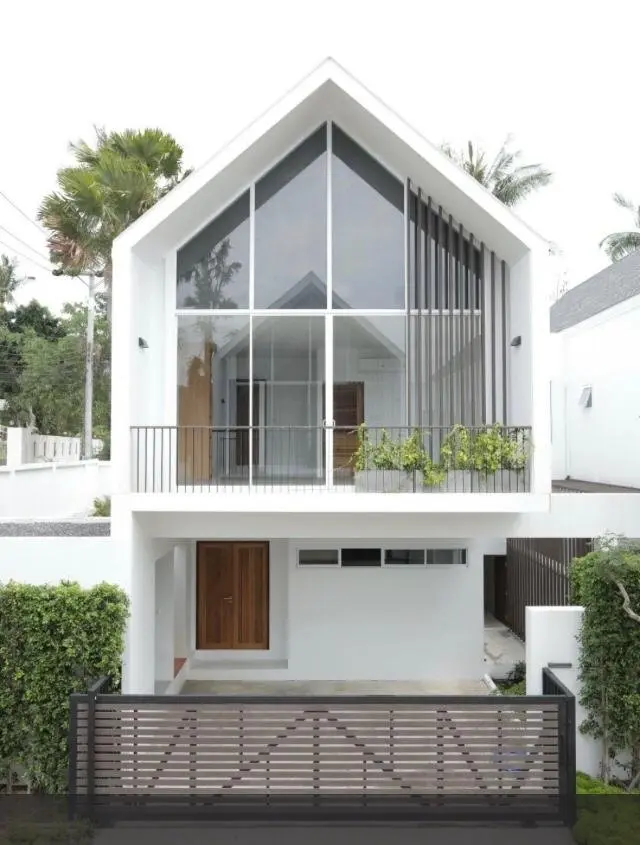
[553,293,640,487]
[0,537,124,587]
[181,537,484,683]
[525,606,601,778]
[0,461,111,518]
[287,539,484,681]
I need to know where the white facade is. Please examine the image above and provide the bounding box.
[70,59,636,695]
[552,292,640,487]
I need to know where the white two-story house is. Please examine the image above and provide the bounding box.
[110,59,554,695]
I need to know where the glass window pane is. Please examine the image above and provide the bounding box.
[177,316,250,483]
[177,193,250,309]
[255,127,327,309]
[341,548,382,567]
[332,127,404,309]
[384,550,425,565]
[333,315,406,482]
[252,316,325,481]
[426,549,466,565]
[298,550,339,566]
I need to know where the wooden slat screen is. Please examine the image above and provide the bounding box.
[504,538,592,640]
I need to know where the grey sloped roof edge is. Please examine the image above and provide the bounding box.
[550,250,640,332]
[0,519,110,537]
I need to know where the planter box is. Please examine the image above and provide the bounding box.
[422,470,528,493]
[354,470,417,493]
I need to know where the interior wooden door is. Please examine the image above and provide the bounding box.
[196,542,269,650]
[235,382,260,468]
[177,341,213,484]
[333,382,364,477]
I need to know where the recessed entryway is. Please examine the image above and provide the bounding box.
[196,541,269,650]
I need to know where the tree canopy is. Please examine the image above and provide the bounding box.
[440,137,553,207]
[600,194,640,261]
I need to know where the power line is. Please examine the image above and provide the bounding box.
[0,238,52,274]
[0,190,47,236]
[0,224,49,262]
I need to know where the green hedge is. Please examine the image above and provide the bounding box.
[574,773,640,844]
[570,539,640,783]
[0,581,129,793]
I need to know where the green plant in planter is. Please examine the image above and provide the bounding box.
[422,457,446,488]
[440,424,474,470]
[353,423,372,471]
[370,430,402,470]
[440,424,528,474]
[399,429,427,473]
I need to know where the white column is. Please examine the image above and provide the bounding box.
[114,500,173,694]
[6,427,31,467]
[173,543,190,664]
[155,549,176,687]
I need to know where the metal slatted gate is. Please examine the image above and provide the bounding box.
[69,689,576,826]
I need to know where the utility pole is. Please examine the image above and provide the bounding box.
[53,268,103,459]
[83,273,95,460]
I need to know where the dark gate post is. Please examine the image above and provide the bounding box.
[68,694,80,821]
[564,695,577,827]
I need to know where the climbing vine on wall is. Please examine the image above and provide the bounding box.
[570,535,640,785]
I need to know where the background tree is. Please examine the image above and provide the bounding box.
[38,127,191,314]
[0,254,23,307]
[1,300,110,436]
[600,194,640,261]
[440,137,553,207]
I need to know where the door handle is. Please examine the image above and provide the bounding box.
[222,596,233,603]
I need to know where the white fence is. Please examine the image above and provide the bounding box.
[2,427,103,467]
[0,461,111,518]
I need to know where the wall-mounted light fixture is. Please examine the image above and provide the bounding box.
[138,337,149,349]
[510,335,522,347]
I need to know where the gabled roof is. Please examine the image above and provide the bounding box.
[113,59,548,266]
[550,250,640,332]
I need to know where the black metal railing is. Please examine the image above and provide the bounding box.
[130,424,532,494]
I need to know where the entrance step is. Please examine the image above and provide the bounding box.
[186,657,289,682]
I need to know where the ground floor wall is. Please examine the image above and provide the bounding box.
[175,538,485,683]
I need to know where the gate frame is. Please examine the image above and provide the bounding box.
[69,680,576,827]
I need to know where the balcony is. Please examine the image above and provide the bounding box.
[130,424,531,494]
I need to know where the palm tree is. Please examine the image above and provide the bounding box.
[38,128,191,311]
[0,254,23,307]
[440,137,553,207]
[599,194,640,261]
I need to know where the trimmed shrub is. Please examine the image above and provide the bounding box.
[0,581,128,793]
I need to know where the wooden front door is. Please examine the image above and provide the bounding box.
[197,542,269,649]
[333,382,364,477]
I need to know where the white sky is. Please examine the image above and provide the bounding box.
[1,0,638,313]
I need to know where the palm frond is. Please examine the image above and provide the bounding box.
[599,231,640,262]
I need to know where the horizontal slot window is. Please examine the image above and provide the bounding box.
[340,548,382,567]
[298,549,339,566]
[426,549,467,565]
[384,550,425,565]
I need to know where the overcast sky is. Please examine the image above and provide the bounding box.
[1,0,638,313]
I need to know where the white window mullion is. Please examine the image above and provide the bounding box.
[325,124,334,488]
[248,182,255,488]
[325,315,333,488]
